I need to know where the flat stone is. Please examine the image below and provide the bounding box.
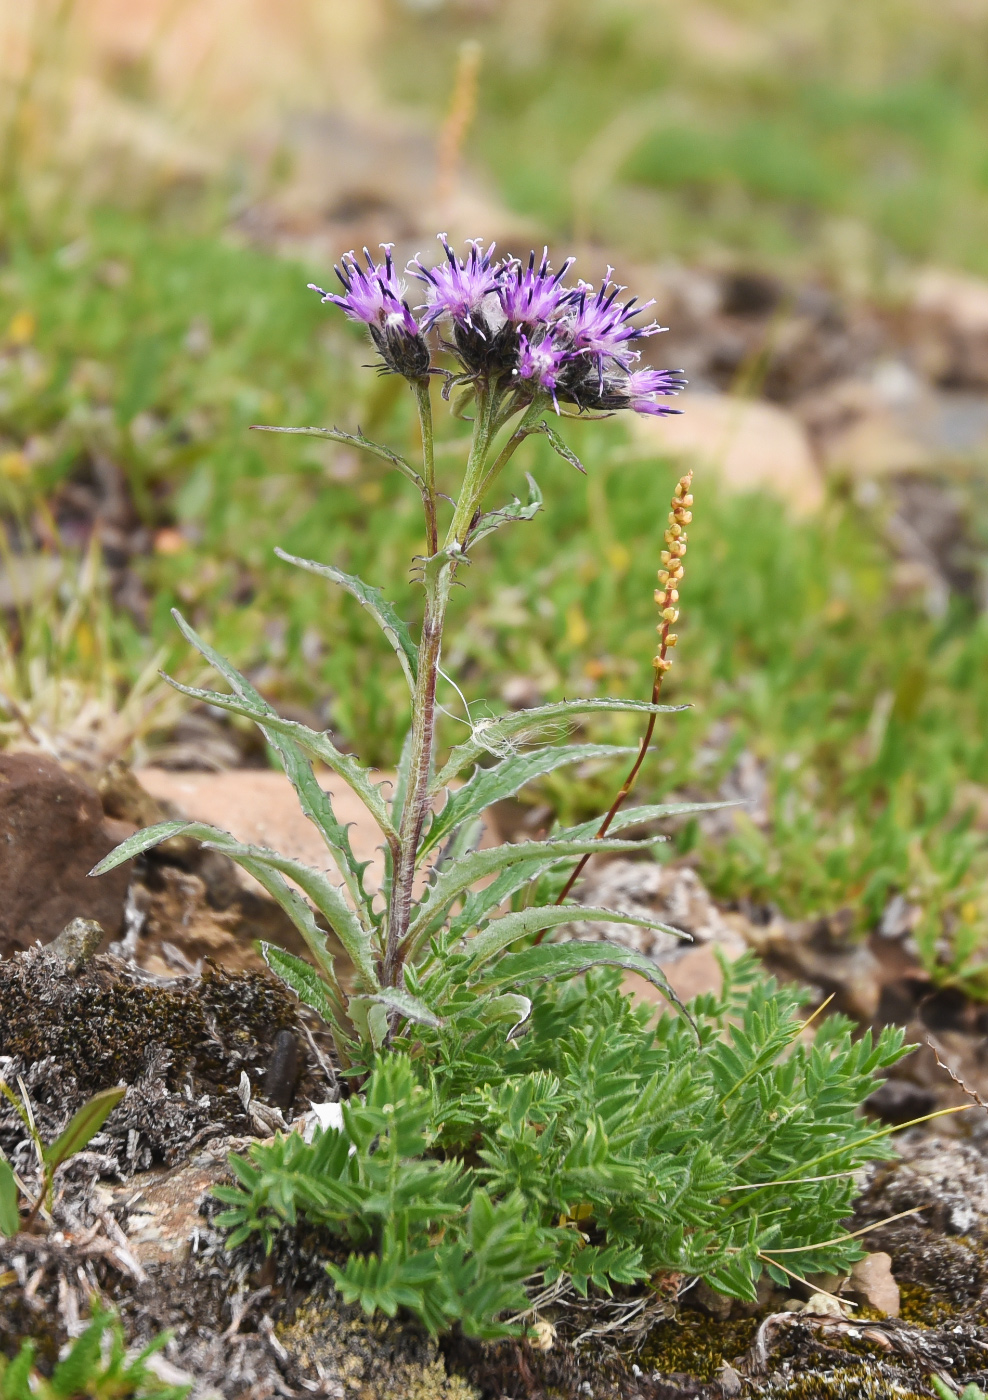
[848,1252,900,1317]
[0,752,132,954]
[633,392,823,516]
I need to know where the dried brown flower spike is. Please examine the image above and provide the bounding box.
[551,471,694,911]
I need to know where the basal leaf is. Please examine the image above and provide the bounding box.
[420,743,635,860]
[44,1086,126,1170]
[162,676,397,846]
[433,699,684,790]
[477,941,696,1029]
[89,820,193,874]
[170,610,376,927]
[465,904,689,969]
[404,834,664,955]
[360,987,443,1029]
[479,993,532,1039]
[275,548,418,692]
[261,945,347,1029]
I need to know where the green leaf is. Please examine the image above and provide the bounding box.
[251,423,424,489]
[0,1157,19,1237]
[274,548,418,692]
[556,800,739,841]
[479,993,532,1038]
[433,699,684,790]
[465,903,688,969]
[161,676,397,846]
[358,987,443,1029]
[535,419,585,473]
[467,474,543,548]
[44,1086,126,1170]
[404,834,665,955]
[92,819,364,994]
[89,820,193,874]
[170,610,376,927]
[260,945,348,1030]
[477,939,692,1027]
[420,743,635,859]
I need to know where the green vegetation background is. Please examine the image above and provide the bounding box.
[3,0,988,988]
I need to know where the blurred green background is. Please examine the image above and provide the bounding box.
[3,0,988,989]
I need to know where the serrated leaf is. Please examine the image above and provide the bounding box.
[44,1086,126,1170]
[403,834,665,956]
[261,945,347,1028]
[93,819,370,991]
[536,419,585,473]
[89,820,194,874]
[420,743,635,860]
[170,610,376,927]
[252,423,423,489]
[358,987,443,1029]
[274,549,418,692]
[0,1157,19,1236]
[465,903,689,969]
[467,474,543,548]
[556,799,740,842]
[433,699,684,791]
[161,677,397,846]
[477,941,696,1029]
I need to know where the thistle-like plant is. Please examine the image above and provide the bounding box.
[93,234,708,1064]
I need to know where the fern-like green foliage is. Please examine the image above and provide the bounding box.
[214,958,908,1335]
[0,1306,189,1400]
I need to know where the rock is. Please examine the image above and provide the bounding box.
[689,1278,733,1321]
[847,1253,900,1317]
[48,917,105,973]
[0,753,133,955]
[633,391,823,516]
[912,267,988,387]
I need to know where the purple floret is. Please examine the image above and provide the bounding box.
[310,245,430,379]
[498,248,575,326]
[561,269,664,379]
[310,245,417,335]
[514,330,573,410]
[624,367,687,416]
[409,235,500,330]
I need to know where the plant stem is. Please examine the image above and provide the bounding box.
[413,378,438,555]
[475,395,548,505]
[445,390,495,548]
[385,392,495,987]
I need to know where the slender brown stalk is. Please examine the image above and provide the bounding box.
[539,472,694,931]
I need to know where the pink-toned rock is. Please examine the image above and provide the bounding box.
[848,1252,900,1317]
[136,765,390,892]
[633,392,823,516]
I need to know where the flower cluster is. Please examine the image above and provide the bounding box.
[312,235,685,418]
[654,471,693,672]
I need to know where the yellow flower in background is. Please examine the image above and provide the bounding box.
[0,451,28,481]
[6,311,36,346]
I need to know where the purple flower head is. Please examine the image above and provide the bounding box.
[311,246,430,379]
[562,269,664,378]
[624,367,687,416]
[514,330,573,410]
[498,248,575,327]
[410,235,500,331]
